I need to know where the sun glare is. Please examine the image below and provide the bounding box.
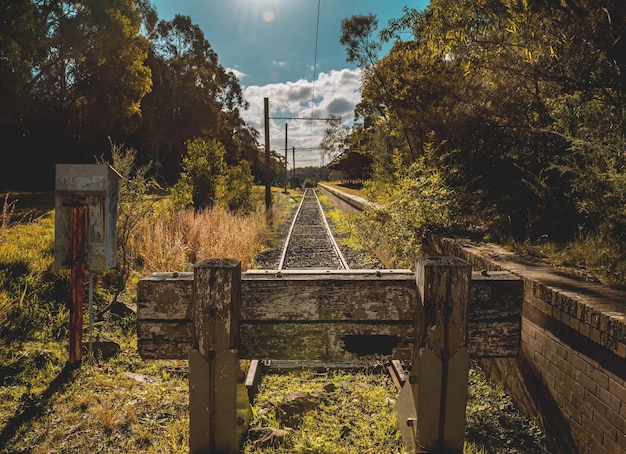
[262,10,275,22]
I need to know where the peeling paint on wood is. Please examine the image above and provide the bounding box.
[240,322,414,360]
[242,272,416,321]
[137,272,193,320]
[137,268,523,360]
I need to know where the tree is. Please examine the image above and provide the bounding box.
[319,115,347,163]
[218,160,255,213]
[173,138,227,211]
[132,14,257,184]
[344,0,626,251]
[1,0,152,189]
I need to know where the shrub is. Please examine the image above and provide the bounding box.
[98,142,159,300]
[360,149,458,268]
[173,138,226,211]
[217,160,255,213]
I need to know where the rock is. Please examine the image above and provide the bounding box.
[311,382,336,400]
[276,391,320,428]
[109,300,136,317]
[125,372,159,383]
[84,340,120,359]
[247,427,292,448]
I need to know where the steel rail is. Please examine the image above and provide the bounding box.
[277,188,350,271]
[277,191,307,271]
[311,188,350,270]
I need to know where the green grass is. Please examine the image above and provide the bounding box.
[243,369,407,454]
[0,191,54,221]
[0,191,552,453]
[0,338,190,453]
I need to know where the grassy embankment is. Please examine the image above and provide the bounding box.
[0,189,549,453]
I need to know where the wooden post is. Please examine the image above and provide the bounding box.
[264,97,272,215]
[284,123,288,194]
[190,259,245,454]
[69,195,86,365]
[395,257,471,453]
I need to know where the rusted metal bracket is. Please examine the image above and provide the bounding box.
[394,257,471,453]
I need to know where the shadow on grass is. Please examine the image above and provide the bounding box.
[0,362,79,448]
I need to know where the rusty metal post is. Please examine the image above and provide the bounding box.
[190,259,247,453]
[395,257,471,453]
[69,195,86,365]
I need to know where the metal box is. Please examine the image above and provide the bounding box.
[54,164,121,271]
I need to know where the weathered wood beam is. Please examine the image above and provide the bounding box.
[189,259,246,454]
[240,322,414,360]
[396,257,472,453]
[242,271,416,321]
[137,269,522,361]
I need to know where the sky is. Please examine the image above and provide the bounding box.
[151,0,429,168]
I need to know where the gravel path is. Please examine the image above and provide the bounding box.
[254,189,383,270]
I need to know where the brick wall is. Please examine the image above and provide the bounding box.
[320,185,626,453]
[430,237,626,454]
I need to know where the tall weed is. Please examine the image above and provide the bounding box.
[1,194,16,241]
[360,148,459,268]
[136,205,269,273]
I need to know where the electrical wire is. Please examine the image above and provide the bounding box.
[310,0,321,149]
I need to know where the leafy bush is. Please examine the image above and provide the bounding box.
[360,150,459,268]
[218,160,255,213]
[98,142,160,301]
[173,138,226,211]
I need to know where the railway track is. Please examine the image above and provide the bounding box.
[278,188,350,270]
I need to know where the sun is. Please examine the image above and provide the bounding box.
[261,10,275,22]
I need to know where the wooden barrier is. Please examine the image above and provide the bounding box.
[137,259,522,453]
[138,269,521,360]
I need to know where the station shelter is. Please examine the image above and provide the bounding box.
[325,150,373,187]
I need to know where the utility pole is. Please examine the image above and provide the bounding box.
[267,109,339,193]
[284,123,288,193]
[264,98,271,214]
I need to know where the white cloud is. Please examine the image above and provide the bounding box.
[273,60,288,67]
[241,68,362,167]
[226,67,246,80]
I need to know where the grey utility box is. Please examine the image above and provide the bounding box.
[54,164,121,271]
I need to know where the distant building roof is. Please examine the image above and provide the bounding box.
[325,150,373,171]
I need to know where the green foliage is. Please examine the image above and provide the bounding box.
[173,138,226,211]
[340,14,381,67]
[465,366,550,453]
[0,3,260,190]
[98,142,159,299]
[135,14,259,183]
[172,139,257,214]
[342,0,626,262]
[361,147,459,267]
[218,160,255,213]
[169,178,193,210]
[303,178,317,188]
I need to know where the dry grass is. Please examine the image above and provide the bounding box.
[0,190,552,453]
[136,205,270,273]
[0,194,16,242]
